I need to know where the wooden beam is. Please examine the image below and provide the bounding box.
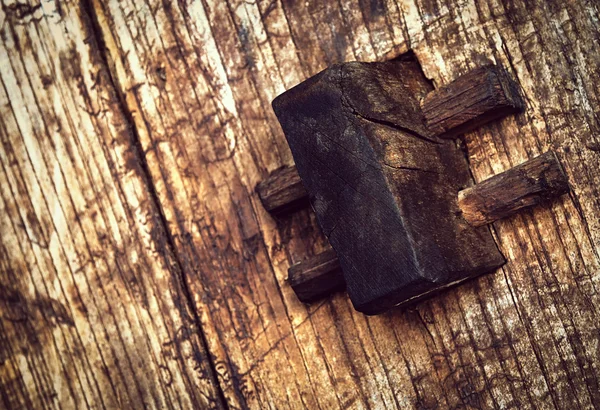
[89,0,600,406]
[10,0,597,407]
[458,151,570,226]
[421,65,524,139]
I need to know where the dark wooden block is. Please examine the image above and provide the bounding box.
[421,65,524,139]
[258,65,525,217]
[285,152,570,302]
[256,165,308,215]
[458,151,570,226]
[273,54,505,315]
[288,248,345,302]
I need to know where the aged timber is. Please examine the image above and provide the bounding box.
[288,248,345,302]
[284,151,571,302]
[421,65,524,139]
[256,165,307,215]
[458,151,570,226]
[272,54,505,314]
[5,0,596,408]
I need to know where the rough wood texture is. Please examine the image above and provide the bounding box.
[288,248,345,303]
[256,165,307,215]
[0,1,221,408]
[273,56,505,314]
[459,151,571,226]
[422,65,525,139]
[3,0,600,408]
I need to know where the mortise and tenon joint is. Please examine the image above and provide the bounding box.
[259,54,569,314]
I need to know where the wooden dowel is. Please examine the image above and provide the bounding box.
[288,248,345,303]
[421,65,524,139]
[264,65,542,308]
[458,151,570,226]
[256,165,308,215]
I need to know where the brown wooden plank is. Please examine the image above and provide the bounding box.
[40,0,600,408]
[0,1,222,408]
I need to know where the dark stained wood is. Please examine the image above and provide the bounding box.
[286,152,570,302]
[257,65,526,218]
[288,248,345,302]
[458,151,570,226]
[256,165,308,215]
[273,54,505,315]
[421,65,525,139]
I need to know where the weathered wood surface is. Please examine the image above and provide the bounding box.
[273,56,504,314]
[0,1,221,408]
[458,151,571,227]
[2,0,600,408]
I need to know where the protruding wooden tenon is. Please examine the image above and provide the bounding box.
[288,248,345,302]
[256,165,307,215]
[458,151,570,226]
[421,65,525,139]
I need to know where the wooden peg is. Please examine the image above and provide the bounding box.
[421,65,524,139]
[288,248,345,302]
[256,165,307,215]
[286,151,570,304]
[458,151,569,226]
[257,165,307,215]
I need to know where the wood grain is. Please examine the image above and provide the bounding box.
[90,0,600,407]
[0,1,221,408]
[2,0,600,408]
[459,151,571,226]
